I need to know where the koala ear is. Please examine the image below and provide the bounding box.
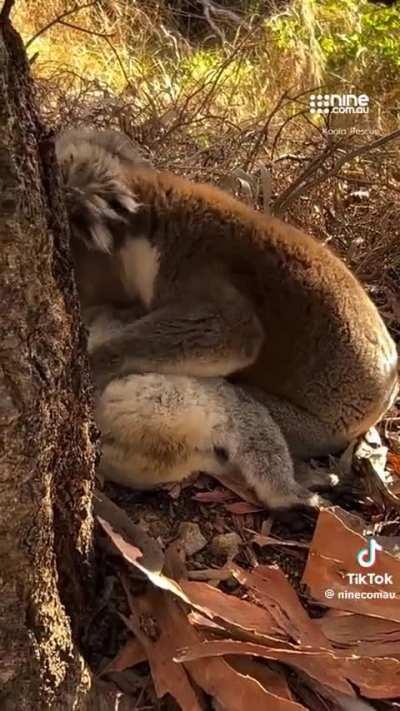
[64,181,139,253]
[56,129,140,253]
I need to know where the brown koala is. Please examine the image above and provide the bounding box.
[57,129,398,507]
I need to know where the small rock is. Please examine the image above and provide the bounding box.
[211,532,242,560]
[177,522,207,556]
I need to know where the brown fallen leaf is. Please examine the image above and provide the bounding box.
[302,507,400,621]
[99,637,147,677]
[227,656,294,701]
[187,566,234,582]
[180,579,284,643]
[322,609,353,619]
[355,430,400,506]
[133,588,308,711]
[232,564,329,648]
[317,612,400,657]
[97,516,193,605]
[192,488,235,503]
[287,676,337,711]
[224,502,264,514]
[101,512,400,699]
[333,655,400,699]
[388,451,400,477]
[175,639,354,695]
[99,516,280,644]
[210,469,261,505]
[251,533,309,549]
[188,610,226,633]
[100,515,328,648]
[122,592,205,709]
[177,638,400,698]
[295,673,376,711]
[164,539,188,581]
[94,490,164,574]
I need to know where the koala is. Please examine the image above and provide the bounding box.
[95,370,324,511]
[87,304,331,510]
[56,129,398,505]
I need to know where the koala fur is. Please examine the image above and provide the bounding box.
[56,129,398,507]
[83,303,330,511]
[88,303,329,510]
[95,370,323,510]
[56,128,151,253]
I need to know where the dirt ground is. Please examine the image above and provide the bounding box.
[84,400,400,710]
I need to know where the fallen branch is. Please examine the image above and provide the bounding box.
[273,128,400,213]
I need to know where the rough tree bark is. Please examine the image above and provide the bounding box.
[0,5,97,709]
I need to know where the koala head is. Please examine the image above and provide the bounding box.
[55,128,150,252]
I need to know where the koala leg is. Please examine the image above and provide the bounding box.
[82,302,147,330]
[215,384,326,510]
[88,286,264,387]
[239,388,351,490]
[95,373,324,511]
[233,387,350,458]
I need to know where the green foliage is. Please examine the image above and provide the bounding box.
[15,0,399,132]
[267,0,400,81]
[181,49,254,88]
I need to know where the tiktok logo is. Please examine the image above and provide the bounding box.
[357,538,383,568]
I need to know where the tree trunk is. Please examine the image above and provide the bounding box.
[0,9,97,709]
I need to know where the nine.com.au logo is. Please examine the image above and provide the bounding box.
[310,93,370,114]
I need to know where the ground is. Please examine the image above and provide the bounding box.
[83,412,400,710]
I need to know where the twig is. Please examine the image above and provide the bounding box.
[0,0,14,22]
[245,86,325,171]
[260,166,272,214]
[244,91,289,171]
[198,0,245,42]
[200,0,243,25]
[273,128,400,213]
[59,19,114,39]
[273,143,336,211]
[25,1,98,50]
[202,2,225,42]
[29,51,39,65]
[195,25,258,116]
[274,153,308,163]
[270,108,309,161]
[155,35,249,145]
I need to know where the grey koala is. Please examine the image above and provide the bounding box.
[87,304,326,510]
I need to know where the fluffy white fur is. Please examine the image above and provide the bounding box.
[55,128,146,251]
